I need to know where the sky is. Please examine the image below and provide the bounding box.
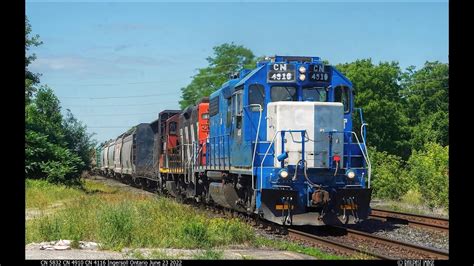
[26,1,449,144]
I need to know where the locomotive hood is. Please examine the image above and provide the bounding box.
[266,101,344,169]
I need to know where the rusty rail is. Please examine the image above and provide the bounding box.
[333,226,449,260]
[370,208,449,232]
[287,228,393,260]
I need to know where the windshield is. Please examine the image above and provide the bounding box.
[303,87,327,102]
[271,86,297,102]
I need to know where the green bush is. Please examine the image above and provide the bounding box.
[368,143,449,209]
[369,147,414,200]
[25,87,94,186]
[406,142,448,208]
[401,188,423,205]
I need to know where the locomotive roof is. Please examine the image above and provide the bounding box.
[234,64,265,88]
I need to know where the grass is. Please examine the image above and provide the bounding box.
[26,179,83,209]
[26,179,118,209]
[26,178,346,259]
[26,179,255,251]
[372,196,448,218]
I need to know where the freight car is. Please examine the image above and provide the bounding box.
[96,55,372,227]
[99,124,155,183]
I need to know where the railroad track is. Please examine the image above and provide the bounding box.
[287,228,391,259]
[369,208,449,232]
[288,226,449,260]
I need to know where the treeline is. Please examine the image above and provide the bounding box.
[25,18,96,186]
[180,43,449,209]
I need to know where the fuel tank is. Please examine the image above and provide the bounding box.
[209,182,246,212]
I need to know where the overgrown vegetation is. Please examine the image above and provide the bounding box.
[370,142,448,209]
[25,17,96,186]
[26,179,344,259]
[26,180,256,251]
[26,179,84,209]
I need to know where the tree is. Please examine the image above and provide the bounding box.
[25,17,43,103]
[400,61,449,151]
[63,110,98,172]
[26,86,65,145]
[336,59,411,158]
[25,88,81,185]
[179,43,256,109]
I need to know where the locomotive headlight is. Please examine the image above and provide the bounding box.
[279,168,289,179]
[299,74,306,81]
[298,66,306,73]
[346,169,356,179]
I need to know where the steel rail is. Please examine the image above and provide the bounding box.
[332,226,449,260]
[287,228,393,260]
[370,208,449,232]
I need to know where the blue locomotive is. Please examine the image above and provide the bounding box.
[204,55,372,225]
[99,55,372,226]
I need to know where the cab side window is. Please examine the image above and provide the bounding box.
[249,84,265,111]
[169,122,177,135]
[334,86,351,113]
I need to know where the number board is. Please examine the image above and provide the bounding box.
[267,63,296,82]
[308,64,332,82]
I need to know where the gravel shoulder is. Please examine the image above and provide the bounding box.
[25,243,317,260]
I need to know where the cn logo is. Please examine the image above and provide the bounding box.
[273,63,287,71]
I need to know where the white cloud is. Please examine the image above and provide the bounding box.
[33,56,89,71]
[29,54,177,80]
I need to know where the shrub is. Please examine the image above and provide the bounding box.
[401,188,423,205]
[369,147,414,200]
[406,142,448,208]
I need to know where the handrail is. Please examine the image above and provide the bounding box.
[360,123,371,188]
[258,129,307,192]
[297,128,371,189]
[245,104,263,191]
[259,130,282,192]
[350,131,371,188]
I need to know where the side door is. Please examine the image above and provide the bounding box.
[230,88,250,167]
